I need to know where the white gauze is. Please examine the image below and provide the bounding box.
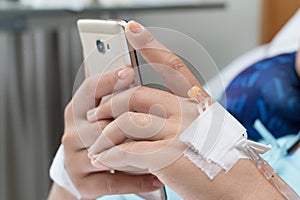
[49,145,82,199]
[180,102,270,179]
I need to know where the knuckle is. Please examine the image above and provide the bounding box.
[143,35,155,47]
[61,132,72,146]
[166,54,186,70]
[61,127,80,148]
[64,102,73,121]
[108,69,119,85]
[120,142,134,155]
[130,86,148,108]
[118,111,138,132]
[100,69,119,89]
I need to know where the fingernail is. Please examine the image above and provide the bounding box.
[87,108,97,122]
[128,21,144,34]
[153,178,164,188]
[87,152,93,159]
[88,145,96,158]
[87,148,96,159]
[117,67,132,79]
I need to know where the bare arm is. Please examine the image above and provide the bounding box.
[155,157,285,200]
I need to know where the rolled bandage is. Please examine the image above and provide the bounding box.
[181,86,270,179]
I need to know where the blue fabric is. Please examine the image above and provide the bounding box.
[96,52,300,199]
[260,134,300,196]
[220,52,300,140]
[274,148,300,195]
[221,52,300,195]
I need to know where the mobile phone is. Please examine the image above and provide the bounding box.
[77,19,167,200]
[77,19,141,85]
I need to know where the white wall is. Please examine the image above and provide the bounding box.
[133,0,261,73]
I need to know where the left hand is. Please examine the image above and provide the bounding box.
[87,85,200,173]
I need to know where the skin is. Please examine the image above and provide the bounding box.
[48,21,294,200]
[87,78,286,200]
[48,67,164,200]
[296,48,300,78]
[48,21,202,200]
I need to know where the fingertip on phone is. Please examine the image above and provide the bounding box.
[127,21,144,34]
[117,67,134,80]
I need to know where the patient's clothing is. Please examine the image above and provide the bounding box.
[221,52,300,140]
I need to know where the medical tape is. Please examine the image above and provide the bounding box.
[180,102,270,179]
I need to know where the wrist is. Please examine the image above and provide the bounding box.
[48,183,77,200]
[152,156,226,200]
[153,156,285,200]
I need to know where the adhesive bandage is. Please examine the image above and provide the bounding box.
[180,86,270,179]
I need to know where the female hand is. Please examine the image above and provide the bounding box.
[61,67,164,199]
[87,85,201,173]
[86,21,211,174]
[61,20,207,199]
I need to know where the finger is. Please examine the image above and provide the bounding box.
[64,145,110,176]
[88,86,183,121]
[73,172,163,199]
[80,119,111,149]
[72,67,135,119]
[88,112,177,157]
[125,21,205,97]
[63,112,111,151]
[94,139,186,173]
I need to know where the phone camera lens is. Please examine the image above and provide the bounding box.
[96,39,105,54]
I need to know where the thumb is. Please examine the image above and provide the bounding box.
[125,21,205,97]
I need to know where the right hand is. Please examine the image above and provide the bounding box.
[62,67,164,199]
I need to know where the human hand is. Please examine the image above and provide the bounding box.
[87,21,212,175]
[62,20,209,199]
[87,85,201,173]
[61,67,164,199]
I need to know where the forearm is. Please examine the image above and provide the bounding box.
[48,183,79,200]
[155,156,285,200]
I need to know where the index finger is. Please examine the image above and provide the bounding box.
[88,86,183,121]
[72,67,135,119]
[125,21,206,97]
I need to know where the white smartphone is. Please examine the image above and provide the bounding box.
[77,19,167,200]
[77,19,141,85]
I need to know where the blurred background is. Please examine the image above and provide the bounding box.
[0,0,299,199]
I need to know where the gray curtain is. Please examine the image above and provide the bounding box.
[0,24,83,199]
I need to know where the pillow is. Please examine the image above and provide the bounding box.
[267,8,300,57]
[205,8,300,99]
